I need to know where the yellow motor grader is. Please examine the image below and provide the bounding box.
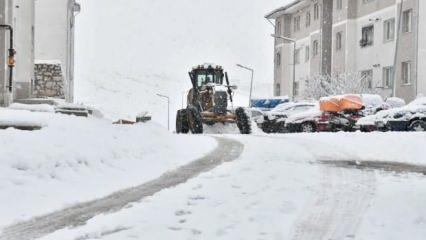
[176,64,251,134]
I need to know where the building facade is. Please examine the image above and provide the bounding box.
[35,0,80,102]
[266,0,424,102]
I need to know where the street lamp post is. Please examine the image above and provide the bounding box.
[271,34,296,101]
[156,94,170,131]
[236,64,254,107]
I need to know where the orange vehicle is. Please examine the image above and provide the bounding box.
[320,95,364,113]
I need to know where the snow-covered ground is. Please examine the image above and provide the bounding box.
[0,108,215,228]
[32,132,426,240]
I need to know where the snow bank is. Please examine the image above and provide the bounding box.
[0,109,216,227]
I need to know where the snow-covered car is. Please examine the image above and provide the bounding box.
[286,107,364,133]
[358,97,426,132]
[245,108,264,122]
[360,94,391,116]
[257,102,316,133]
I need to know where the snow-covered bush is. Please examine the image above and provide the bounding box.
[302,72,377,100]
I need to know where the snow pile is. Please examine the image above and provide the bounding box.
[0,109,216,227]
[8,103,55,113]
[38,133,426,240]
[0,108,49,128]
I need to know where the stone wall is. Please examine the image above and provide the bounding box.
[33,62,65,98]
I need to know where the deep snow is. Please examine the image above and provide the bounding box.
[0,108,215,228]
[37,133,426,240]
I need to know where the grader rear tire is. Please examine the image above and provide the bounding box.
[236,107,252,134]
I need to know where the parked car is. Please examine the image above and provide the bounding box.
[245,108,264,122]
[286,109,364,133]
[250,97,289,111]
[360,94,390,116]
[257,102,316,133]
[286,95,365,133]
[357,97,426,132]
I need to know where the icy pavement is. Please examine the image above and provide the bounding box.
[30,132,426,240]
[0,137,243,240]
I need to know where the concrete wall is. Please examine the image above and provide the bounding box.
[35,0,78,102]
[13,0,35,100]
[394,0,418,102]
[418,0,426,96]
[0,0,14,106]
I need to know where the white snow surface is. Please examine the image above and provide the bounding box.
[0,109,216,227]
[39,133,426,240]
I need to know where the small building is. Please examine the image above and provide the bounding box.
[0,0,80,107]
[34,0,81,102]
[266,0,425,102]
[0,0,35,106]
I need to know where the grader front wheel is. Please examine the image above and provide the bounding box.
[236,107,252,134]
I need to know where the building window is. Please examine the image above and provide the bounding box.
[276,52,281,66]
[306,11,311,27]
[402,61,411,84]
[382,66,394,88]
[276,21,282,36]
[294,81,299,96]
[361,70,373,89]
[294,16,301,32]
[402,9,412,33]
[360,25,374,47]
[363,0,375,4]
[383,18,395,42]
[275,83,281,96]
[305,46,310,62]
[313,40,319,57]
[314,3,319,20]
[336,0,343,10]
[295,49,301,64]
[336,32,343,50]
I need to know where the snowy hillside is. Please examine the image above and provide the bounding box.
[74,0,288,126]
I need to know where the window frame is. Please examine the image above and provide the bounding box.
[402,9,412,33]
[382,66,394,88]
[401,61,411,85]
[336,31,343,51]
[360,25,374,48]
[383,18,395,42]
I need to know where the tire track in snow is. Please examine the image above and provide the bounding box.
[292,165,376,240]
[0,137,244,240]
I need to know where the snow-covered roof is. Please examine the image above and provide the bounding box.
[265,0,309,19]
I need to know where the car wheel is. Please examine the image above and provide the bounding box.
[408,120,426,132]
[301,122,315,133]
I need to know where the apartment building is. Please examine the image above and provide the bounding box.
[35,0,81,102]
[266,0,424,102]
[0,0,80,107]
[0,0,35,106]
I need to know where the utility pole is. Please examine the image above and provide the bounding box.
[236,64,254,107]
[157,94,170,131]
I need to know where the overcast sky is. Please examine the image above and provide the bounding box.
[75,0,293,96]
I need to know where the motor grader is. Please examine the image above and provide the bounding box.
[176,64,251,134]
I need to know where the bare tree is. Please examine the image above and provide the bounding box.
[302,72,377,99]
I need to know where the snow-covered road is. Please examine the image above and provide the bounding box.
[0,137,243,240]
[17,133,423,240]
[1,129,426,240]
